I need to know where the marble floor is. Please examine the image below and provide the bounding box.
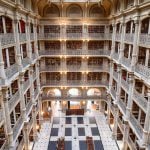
[33,110,119,150]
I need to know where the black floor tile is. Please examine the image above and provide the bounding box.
[78,127,85,136]
[77,117,84,124]
[91,127,99,136]
[65,117,72,124]
[65,128,72,136]
[94,140,104,150]
[79,141,87,150]
[65,141,72,150]
[48,141,57,150]
[50,128,59,136]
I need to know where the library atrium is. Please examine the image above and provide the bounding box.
[0,0,150,150]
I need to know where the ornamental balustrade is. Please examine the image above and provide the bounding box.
[128,136,137,150]
[112,52,119,61]
[121,79,129,91]
[39,50,62,56]
[0,109,3,123]
[41,80,109,87]
[139,34,150,46]
[26,101,33,115]
[13,117,24,140]
[67,49,83,55]
[16,138,24,150]
[42,94,107,101]
[8,91,20,112]
[118,118,124,132]
[105,33,112,40]
[133,90,148,113]
[32,53,37,60]
[5,63,18,79]
[66,33,83,39]
[23,79,30,92]
[129,114,143,139]
[30,33,34,40]
[33,72,37,81]
[87,49,111,56]
[28,118,33,133]
[19,33,27,42]
[38,33,60,40]
[118,100,126,115]
[88,33,105,39]
[39,49,111,57]
[110,87,116,98]
[115,33,121,41]
[135,64,150,79]
[0,33,15,46]
[22,57,31,68]
[34,88,39,99]
[121,57,131,68]
[124,34,134,43]
[113,71,118,81]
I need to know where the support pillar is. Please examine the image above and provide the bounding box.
[125,73,135,120]
[142,89,150,146]
[23,122,29,150]
[112,104,119,140]
[2,87,14,148]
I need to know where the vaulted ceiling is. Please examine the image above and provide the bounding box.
[34,0,113,16]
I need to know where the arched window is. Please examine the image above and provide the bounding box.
[87,88,101,96]
[44,4,60,17]
[47,88,61,97]
[19,20,26,33]
[67,4,83,17]
[67,88,81,97]
[141,18,150,34]
[116,0,120,12]
[89,4,104,17]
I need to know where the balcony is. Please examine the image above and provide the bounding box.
[0,108,4,123]
[8,91,20,112]
[23,79,30,92]
[42,94,107,101]
[128,136,137,150]
[22,57,31,68]
[115,33,121,41]
[118,100,126,115]
[40,65,62,72]
[41,80,109,87]
[66,33,82,40]
[32,53,37,61]
[118,118,124,133]
[26,101,32,115]
[121,57,131,69]
[28,118,33,133]
[39,50,62,56]
[13,117,24,141]
[135,64,150,79]
[121,79,129,92]
[139,34,150,46]
[87,65,109,72]
[30,33,34,41]
[88,33,105,40]
[38,33,60,40]
[105,33,112,40]
[124,34,134,43]
[133,90,148,113]
[0,33,15,46]
[129,114,143,139]
[67,65,82,71]
[33,72,36,81]
[113,71,118,81]
[5,63,18,79]
[34,88,39,99]
[19,33,27,42]
[87,49,111,56]
[66,49,82,55]
[110,87,116,99]
[16,138,24,150]
[112,52,119,61]
[0,140,7,150]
